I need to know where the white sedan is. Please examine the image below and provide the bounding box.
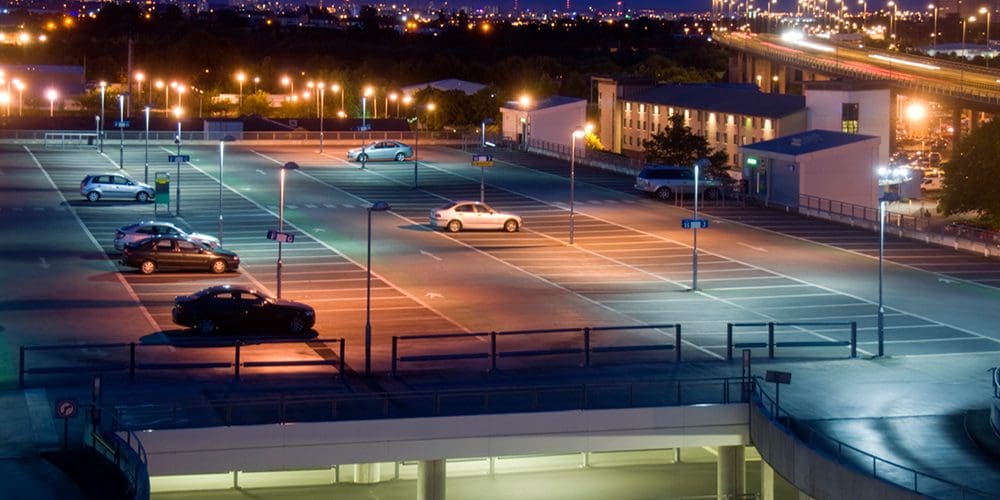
[346,141,413,162]
[114,221,220,251]
[429,201,522,233]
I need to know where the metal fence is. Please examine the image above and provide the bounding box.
[726,322,857,360]
[20,129,465,146]
[753,381,993,499]
[85,403,150,500]
[18,337,346,388]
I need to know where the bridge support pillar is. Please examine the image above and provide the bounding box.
[353,463,382,484]
[417,459,447,500]
[953,107,963,143]
[716,445,746,498]
[761,459,775,500]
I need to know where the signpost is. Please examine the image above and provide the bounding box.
[54,398,77,450]
[154,172,170,217]
[472,154,494,202]
[681,219,709,229]
[266,230,295,243]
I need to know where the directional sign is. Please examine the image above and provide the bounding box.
[114,120,131,128]
[267,230,295,243]
[168,155,190,163]
[681,218,709,229]
[357,124,372,132]
[54,399,78,419]
[471,154,494,167]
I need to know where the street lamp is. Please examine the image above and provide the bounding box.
[236,71,246,116]
[277,162,300,299]
[281,75,293,96]
[154,80,167,115]
[389,92,399,117]
[518,94,532,151]
[173,106,183,215]
[253,76,260,93]
[143,106,150,183]
[218,135,236,246]
[929,4,938,46]
[13,79,24,117]
[117,94,125,168]
[569,124,594,245]
[332,83,343,113]
[365,200,392,376]
[980,6,992,66]
[876,166,910,357]
[46,87,58,117]
[963,15,977,55]
[362,87,373,169]
[134,71,144,111]
[691,158,712,291]
[887,1,897,40]
[99,81,106,153]
[411,102,435,188]
[318,82,326,153]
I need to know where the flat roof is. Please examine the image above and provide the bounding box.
[628,83,806,118]
[501,95,586,111]
[741,129,878,155]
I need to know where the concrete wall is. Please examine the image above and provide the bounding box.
[139,404,749,476]
[749,403,923,500]
[806,88,891,165]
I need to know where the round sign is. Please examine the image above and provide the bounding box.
[55,399,78,419]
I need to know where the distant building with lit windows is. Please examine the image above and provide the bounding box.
[803,80,891,165]
[593,78,807,170]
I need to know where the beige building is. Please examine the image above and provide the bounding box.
[594,78,808,169]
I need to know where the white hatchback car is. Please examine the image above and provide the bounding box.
[429,201,522,233]
[114,221,220,251]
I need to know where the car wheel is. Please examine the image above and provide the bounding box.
[704,188,722,201]
[655,187,673,201]
[503,219,519,232]
[447,220,462,233]
[288,315,307,335]
[210,259,228,274]
[395,152,406,161]
[86,191,100,202]
[358,153,368,162]
[139,260,156,275]
[196,319,215,335]
[136,191,149,203]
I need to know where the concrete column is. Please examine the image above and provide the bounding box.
[761,459,775,500]
[353,463,381,484]
[417,459,446,500]
[953,108,963,143]
[717,445,746,498]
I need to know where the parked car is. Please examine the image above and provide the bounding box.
[928,152,942,165]
[120,235,239,274]
[346,141,413,162]
[172,284,315,335]
[429,201,522,233]
[920,175,943,191]
[80,173,154,202]
[114,221,220,251]
[634,165,723,201]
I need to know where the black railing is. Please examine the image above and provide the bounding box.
[726,322,857,360]
[85,403,150,500]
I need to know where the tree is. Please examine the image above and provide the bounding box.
[642,114,730,179]
[937,119,1000,226]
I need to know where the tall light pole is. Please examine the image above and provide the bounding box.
[362,86,373,169]
[143,106,150,183]
[981,6,992,67]
[134,71,144,113]
[236,72,246,116]
[859,0,867,29]
[218,135,236,246]
[46,88,58,118]
[569,123,593,245]
[929,4,938,46]
[887,1,897,41]
[173,106,183,216]
[691,158,711,291]
[318,82,325,153]
[390,92,399,117]
[332,83,343,114]
[281,76,293,97]
[117,94,125,168]
[154,80,166,115]
[876,166,910,357]
[14,79,24,117]
[365,200,392,377]
[963,15,977,54]
[277,162,300,299]
[99,81,106,153]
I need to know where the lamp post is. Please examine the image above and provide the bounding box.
[876,166,910,357]
[362,87,373,169]
[134,71,144,113]
[173,106,183,216]
[691,158,711,291]
[281,75,293,96]
[318,82,325,153]
[14,79,24,117]
[365,200,392,376]
[46,88,57,117]
[981,6,992,67]
[236,72,246,116]
[332,83,343,114]
[569,124,593,245]
[218,135,236,246]
[99,81,106,153]
[253,76,260,93]
[518,94,531,151]
[929,4,938,46]
[963,15,977,55]
[389,92,398,117]
[887,1,897,41]
[154,80,166,115]
[277,162,300,299]
[143,106,150,183]
[117,94,125,168]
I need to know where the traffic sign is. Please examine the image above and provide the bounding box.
[681,219,709,229]
[471,154,494,167]
[267,230,294,243]
[114,120,131,128]
[168,155,190,163]
[54,399,78,419]
[357,124,372,132]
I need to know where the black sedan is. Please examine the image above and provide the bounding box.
[172,285,316,335]
[121,235,239,275]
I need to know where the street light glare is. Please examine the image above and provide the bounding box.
[518,94,531,107]
[427,102,436,111]
[172,106,183,119]
[905,102,926,121]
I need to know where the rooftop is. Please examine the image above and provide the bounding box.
[628,83,806,119]
[501,95,586,111]
[740,129,878,156]
[401,78,487,96]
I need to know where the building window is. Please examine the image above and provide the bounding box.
[723,133,728,143]
[763,119,772,130]
[669,107,675,115]
[625,102,632,112]
[715,131,721,141]
[842,103,860,133]
[727,114,734,125]
[639,104,645,113]
[653,105,659,115]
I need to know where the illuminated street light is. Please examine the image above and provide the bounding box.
[0,92,10,117]
[887,1,898,40]
[963,15,977,55]
[173,106,183,215]
[569,124,594,245]
[389,92,399,117]
[318,82,326,153]
[281,75,293,96]
[332,83,343,113]
[118,94,125,168]
[929,4,938,46]
[277,162,300,299]
[691,158,712,291]
[412,102,435,188]
[980,7,992,67]
[45,88,58,117]
[155,80,167,115]
[875,165,911,356]
[253,76,260,93]
[13,79,24,117]
[218,135,236,246]
[236,72,246,116]
[99,81,106,152]
[143,106,150,183]
[134,71,145,109]
[365,200,392,377]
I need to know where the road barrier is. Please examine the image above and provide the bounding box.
[18,337,346,388]
[391,324,681,376]
[726,322,857,360]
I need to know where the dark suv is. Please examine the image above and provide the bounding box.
[634,165,723,201]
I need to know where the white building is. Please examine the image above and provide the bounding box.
[739,129,881,209]
[499,96,587,151]
[803,80,892,165]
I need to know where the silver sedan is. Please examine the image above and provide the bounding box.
[429,201,522,233]
[346,141,413,162]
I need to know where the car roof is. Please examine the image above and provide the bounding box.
[195,284,259,296]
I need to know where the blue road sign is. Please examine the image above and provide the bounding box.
[267,230,294,243]
[114,120,131,128]
[168,155,191,163]
[681,219,709,229]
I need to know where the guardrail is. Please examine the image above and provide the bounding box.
[11,129,466,145]
[391,324,682,376]
[726,322,857,360]
[85,403,150,500]
[112,376,748,430]
[992,368,1000,438]
[18,337,346,388]
[753,378,993,499]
